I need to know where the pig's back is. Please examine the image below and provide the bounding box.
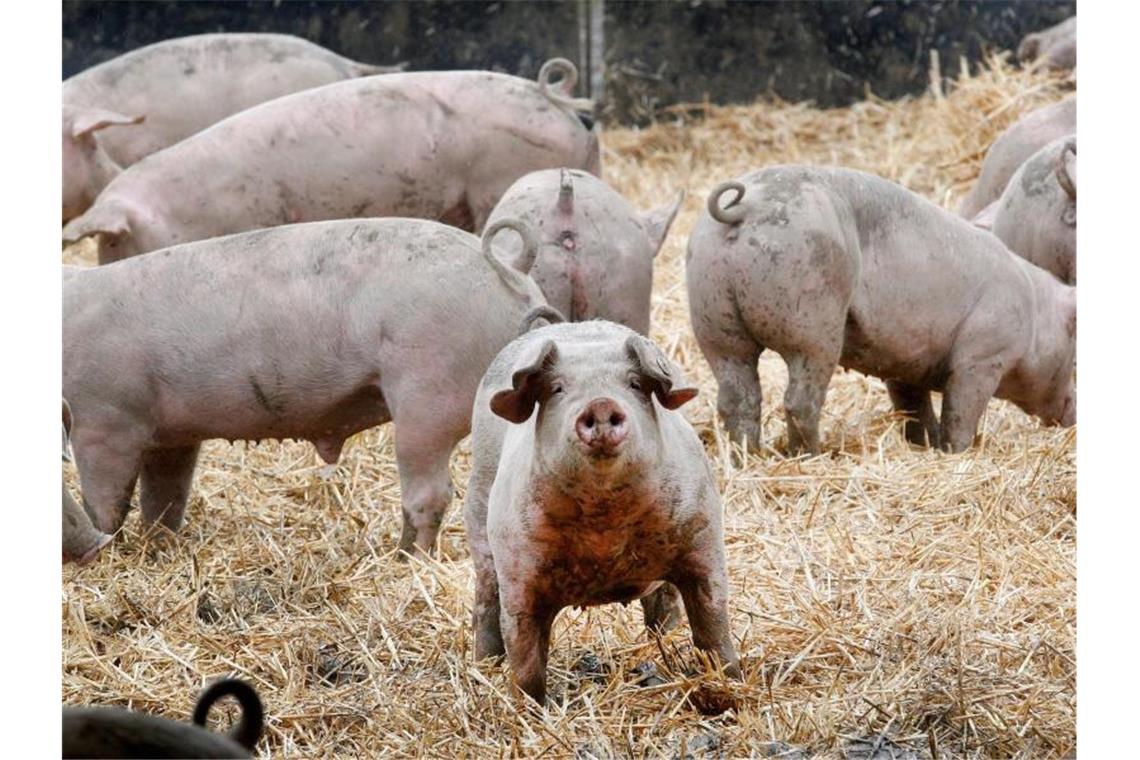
[63,33,370,166]
[67,218,513,368]
[100,71,567,242]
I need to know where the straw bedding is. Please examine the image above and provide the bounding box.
[62,54,1076,758]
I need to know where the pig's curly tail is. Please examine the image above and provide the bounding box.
[538,58,595,115]
[192,679,264,751]
[482,218,539,296]
[707,181,748,225]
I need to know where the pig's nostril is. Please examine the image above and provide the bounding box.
[609,413,624,427]
[584,414,595,429]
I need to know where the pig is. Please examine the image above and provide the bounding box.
[63,678,262,758]
[974,136,1076,284]
[464,320,740,704]
[687,166,1076,455]
[63,33,402,222]
[63,399,112,565]
[61,59,601,264]
[63,217,548,555]
[1018,16,1077,73]
[484,168,683,334]
[957,96,1076,219]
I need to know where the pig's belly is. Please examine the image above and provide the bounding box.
[154,382,391,448]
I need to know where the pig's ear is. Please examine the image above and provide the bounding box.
[625,335,698,411]
[70,108,144,139]
[972,200,999,231]
[640,191,685,258]
[490,340,559,423]
[62,204,130,246]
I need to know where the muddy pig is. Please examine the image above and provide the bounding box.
[64,218,548,555]
[464,320,740,704]
[485,169,683,334]
[62,59,600,263]
[63,399,111,565]
[1018,16,1076,73]
[62,33,402,222]
[974,136,1076,284]
[63,678,262,758]
[957,97,1075,219]
[687,166,1076,454]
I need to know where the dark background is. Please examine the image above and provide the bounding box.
[62,0,1076,125]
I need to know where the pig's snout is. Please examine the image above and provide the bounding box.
[576,398,628,455]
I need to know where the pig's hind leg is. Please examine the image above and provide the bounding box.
[393,424,462,557]
[783,349,839,455]
[139,444,201,531]
[689,277,765,453]
[640,583,684,633]
[887,381,941,448]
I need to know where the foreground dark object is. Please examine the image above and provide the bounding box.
[62,678,263,759]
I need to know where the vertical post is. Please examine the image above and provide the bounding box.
[588,0,605,101]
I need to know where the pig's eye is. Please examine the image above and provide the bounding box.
[551,382,564,395]
[629,378,643,392]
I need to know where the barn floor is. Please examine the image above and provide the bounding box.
[62,56,1075,759]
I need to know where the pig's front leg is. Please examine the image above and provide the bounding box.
[939,365,1004,453]
[672,555,741,680]
[500,600,556,705]
[71,428,144,534]
[464,470,505,658]
[139,444,200,531]
[887,381,941,448]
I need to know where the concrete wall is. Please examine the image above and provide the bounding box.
[63,0,1075,125]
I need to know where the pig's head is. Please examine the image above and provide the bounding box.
[61,197,144,264]
[490,328,698,486]
[62,105,143,223]
[1008,285,1076,428]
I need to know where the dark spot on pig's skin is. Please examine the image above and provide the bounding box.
[249,376,286,416]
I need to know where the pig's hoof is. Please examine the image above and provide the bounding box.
[76,533,112,566]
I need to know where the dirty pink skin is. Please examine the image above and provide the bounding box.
[957,97,1076,219]
[1018,16,1076,73]
[975,136,1076,284]
[62,33,400,222]
[61,59,601,263]
[464,321,740,704]
[62,399,112,565]
[687,166,1076,455]
[485,169,682,334]
[63,218,548,555]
